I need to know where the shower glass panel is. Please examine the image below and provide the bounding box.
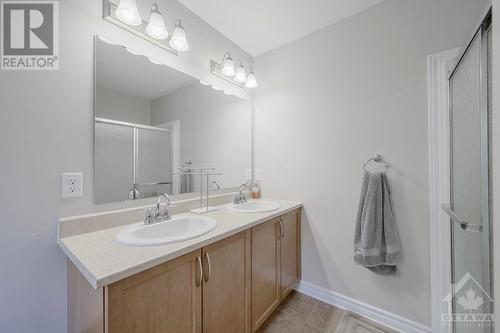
[448,15,492,333]
[137,128,173,197]
[94,122,134,204]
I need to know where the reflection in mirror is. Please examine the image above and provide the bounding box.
[94,36,251,204]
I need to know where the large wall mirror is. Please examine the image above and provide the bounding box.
[94,36,252,204]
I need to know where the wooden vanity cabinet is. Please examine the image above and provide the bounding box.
[106,250,202,333]
[251,218,280,331]
[68,209,300,333]
[106,230,251,333]
[202,230,251,333]
[279,209,301,300]
[251,209,301,332]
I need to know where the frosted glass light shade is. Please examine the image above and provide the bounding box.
[245,72,258,88]
[169,20,189,52]
[115,0,142,26]
[221,53,235,77]
[146,5,168,40]
[234,63,247,83]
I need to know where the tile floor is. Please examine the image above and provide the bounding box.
[256,291,396,333]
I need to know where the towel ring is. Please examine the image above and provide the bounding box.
[363,154,387,171]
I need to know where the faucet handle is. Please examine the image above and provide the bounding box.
[141,208,155,224]
[233,193,240,205]
[233,193,247,205]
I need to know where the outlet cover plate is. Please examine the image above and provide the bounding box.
[62,172,83,198]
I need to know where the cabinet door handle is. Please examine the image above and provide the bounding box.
[204,252,211,282]
[196,256,203,287]
[278,217,285,239]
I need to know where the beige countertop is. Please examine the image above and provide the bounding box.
[58,199,302,289]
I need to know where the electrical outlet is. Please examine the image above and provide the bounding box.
[62,173,83,198]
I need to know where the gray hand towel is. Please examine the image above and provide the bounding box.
[354,171,401,275]
[180,172,193,194]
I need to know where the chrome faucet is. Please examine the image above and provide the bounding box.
[143,193,175,225]
[128,186,140,200]
[234,183,250,205]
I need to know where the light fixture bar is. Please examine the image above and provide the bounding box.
[102,0,178,55]
[210,59,245,88]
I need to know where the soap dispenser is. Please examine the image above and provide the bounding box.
[251,181,261,199]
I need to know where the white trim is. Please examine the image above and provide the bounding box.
[427,48,460,333]
[295,281,431,333]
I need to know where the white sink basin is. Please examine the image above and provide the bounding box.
[116,216,217,247]
[227,200,281,213]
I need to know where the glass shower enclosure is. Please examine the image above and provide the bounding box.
[442,11,493,333]
[94,118,173,204]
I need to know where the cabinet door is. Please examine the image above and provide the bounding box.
[279,209,301,300]
[106,250,202,333]
[202,230,251,333]
[251,219,280,332]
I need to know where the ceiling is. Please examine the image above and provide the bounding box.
[96,39,197,100]
[178,0,386,57]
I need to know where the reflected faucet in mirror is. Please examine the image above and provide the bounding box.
[129,186,140,200]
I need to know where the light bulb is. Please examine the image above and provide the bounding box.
[245,72,258,88]
[221,53,235,77]
[200,80,210,85]
[234,62,247,83]
[212,85,222,91]
[115,0,142,26]
[169,20,189,52]
[146,4,168,40]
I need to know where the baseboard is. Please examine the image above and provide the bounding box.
[295,280,431,333]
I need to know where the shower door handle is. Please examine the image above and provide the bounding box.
[441,204,483,232]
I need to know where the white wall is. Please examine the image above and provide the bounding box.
[253,0,489,326]
[0,0,252,331]
[96,87,152,124]
[151,83,252,191]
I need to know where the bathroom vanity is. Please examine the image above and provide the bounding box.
[59,32,303,333]
[59,199,301,333]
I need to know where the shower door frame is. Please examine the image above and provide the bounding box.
[427,8,492,333]
[447,13,492,330]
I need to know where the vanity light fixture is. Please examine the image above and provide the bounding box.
[103,0,189,56]
[169,20,189,52]
[115,0,142,26]
[220,52,235,77]
[234,61,247,83]
[146,4,168,40]
[245,71,258,88]
[210,54,257,89]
